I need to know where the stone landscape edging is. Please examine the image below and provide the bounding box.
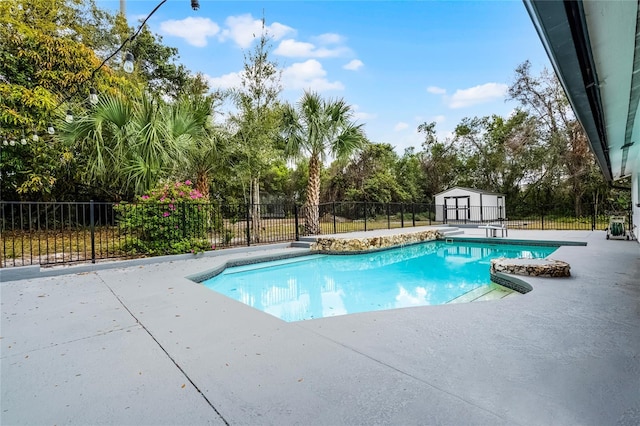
[310,229,442,252]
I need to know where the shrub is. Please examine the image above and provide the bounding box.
[115,180,214,255]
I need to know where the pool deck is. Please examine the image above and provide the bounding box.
[1,227,639,425]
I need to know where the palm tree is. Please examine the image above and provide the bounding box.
[168,94,220,197]
[282,91,366,234]
[182,130,227,197]
[62,92,206,199]
[62,93,137,199]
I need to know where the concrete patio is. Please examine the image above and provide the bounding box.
[1,227,639,425]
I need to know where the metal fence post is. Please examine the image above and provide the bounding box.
[182,203,187,238]
[90,200,96,264]
[246,202,251,246]
[387,203,391,229]
[294,204,299,241]
[332,201,337,234]
[400,204,404,228]
[541,210,545,230]
[364,201,367,231]
[412,204,416,227]
[591,204,596,231]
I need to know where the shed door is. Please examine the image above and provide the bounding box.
[445,196,470,220]
[456,196,470,220]
[445,198,456,220]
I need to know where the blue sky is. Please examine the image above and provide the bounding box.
[98,0,551,154]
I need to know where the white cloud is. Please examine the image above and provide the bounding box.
[275,40,315,57]
[354,111,375,121]
[204,72,242,90]
[352,104,376,121]
[432,115,446,124]
[220,14,295,48]
[273,30,351,59]
[312,33,344,45]
[447,82,508,108]
[274,39,349,58]
[343,59,364,71]
[282,59,344,91]
[160,17,220,47]
[394,122,409,131]
[427,86,447,95]
[267,22,295,40]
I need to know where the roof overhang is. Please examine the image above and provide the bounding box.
[524,0,640,182]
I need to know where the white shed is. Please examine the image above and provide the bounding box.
[434,187,506,222]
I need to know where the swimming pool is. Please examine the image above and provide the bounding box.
[202,241,557,321]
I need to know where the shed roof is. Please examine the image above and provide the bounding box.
[434,187,505,197]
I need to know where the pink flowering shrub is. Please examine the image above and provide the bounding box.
[115,180,214,255]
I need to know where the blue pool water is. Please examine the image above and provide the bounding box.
[202,241,556,322]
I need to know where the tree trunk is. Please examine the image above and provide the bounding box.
[251,176,261,243]
[304,154,321,235]
[195,171,209,198]
[574,189,583,218]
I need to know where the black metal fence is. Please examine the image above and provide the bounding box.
[1,201,631,268]
[316,202,436,233]
[437,203,625,231]
[0,201,299,268]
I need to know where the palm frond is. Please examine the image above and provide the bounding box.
[333,123,367,160]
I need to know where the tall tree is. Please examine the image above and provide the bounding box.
[416,121,462,200]
[325,143,408,203]
[454,112,541,201]
[282,91,367,234]
[228,21,283,241]
[0,0,134,199]
[100,12,196,100]
[508,61,602,216]
[395,147,428,203]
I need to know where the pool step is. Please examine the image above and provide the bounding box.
[440,227,465,236]
[290,241,312,248]
[298,236,317,243]
[448,283,515,304]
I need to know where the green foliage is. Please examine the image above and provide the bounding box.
[508,60,606,216]
[453,113,541,200]
[395,147,428,203]
[114,180,214,255]
[227,22,284,207]
[61,92,216,199]
[327,143,409,203]
[0,0,135,200]
[100,13,199,100]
